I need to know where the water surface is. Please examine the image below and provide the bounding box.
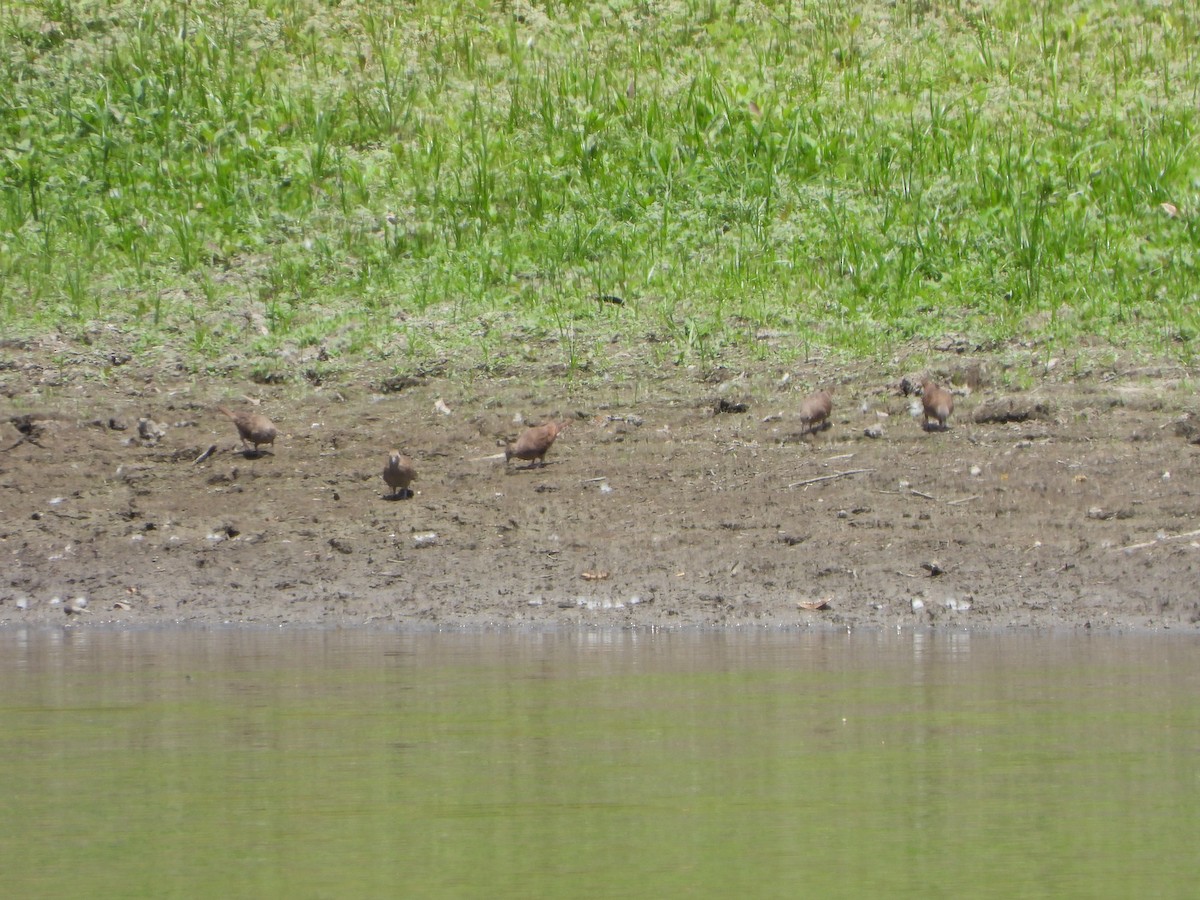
[1,628,1197,897]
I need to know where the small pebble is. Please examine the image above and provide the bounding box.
[64,597,89,615]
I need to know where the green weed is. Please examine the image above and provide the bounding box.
[0,0,1197,373]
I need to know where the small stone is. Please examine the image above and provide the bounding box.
[64,596,89,615]
[137,417,167,444]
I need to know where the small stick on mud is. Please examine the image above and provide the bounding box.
[788,468,874,489]
[1113,527,1200,553]
[194,444,217,465]
[945,495,978,506]
[888,488,975,505]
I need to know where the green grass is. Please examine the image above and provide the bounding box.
[2,0,1199,377]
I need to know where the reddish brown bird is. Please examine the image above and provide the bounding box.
[798,388,833,435]
[218,407,277,454]
[505,421,568,468]
[920,380,954,431]
[383,451,418,499]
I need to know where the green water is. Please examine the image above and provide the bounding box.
[1,628,1197,898]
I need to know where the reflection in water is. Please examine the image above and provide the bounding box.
[1,627,1198,897]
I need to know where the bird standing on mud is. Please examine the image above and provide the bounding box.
[218,406,277,454]
[919,380,954,431]
[383,451,418,499]
[798,388,833,435]
[505,421,568,468]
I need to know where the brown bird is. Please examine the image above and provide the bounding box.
[383,451,418,499]
[505,421,568,468]
[920,379,954,431]
[218,406,277,454]
[798,388,833,435]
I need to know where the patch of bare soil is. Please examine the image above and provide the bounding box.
[2,342,1199,631]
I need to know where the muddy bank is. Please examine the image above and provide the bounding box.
[3,343,1199,632]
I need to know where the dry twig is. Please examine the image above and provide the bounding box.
[788,468,874,489]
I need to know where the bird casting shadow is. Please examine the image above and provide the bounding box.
[383,489,414,500]
[507,460,557,473]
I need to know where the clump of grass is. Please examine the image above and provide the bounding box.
[1,0,1198,376]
